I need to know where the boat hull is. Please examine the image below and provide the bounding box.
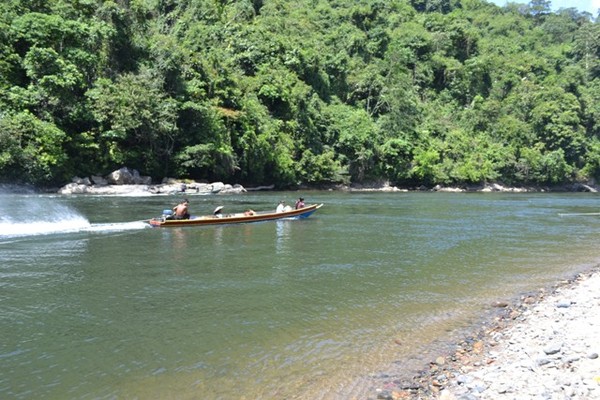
[147,203,323,227]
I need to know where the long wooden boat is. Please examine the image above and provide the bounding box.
[147,203,323,227]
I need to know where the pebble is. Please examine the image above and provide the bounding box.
[439,270,600,400]
[543,343,562,355]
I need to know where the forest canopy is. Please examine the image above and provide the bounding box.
[0,0,599,188]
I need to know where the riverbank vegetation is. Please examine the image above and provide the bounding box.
[0,0,598,188]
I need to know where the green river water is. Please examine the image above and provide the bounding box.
[1,190,599,399]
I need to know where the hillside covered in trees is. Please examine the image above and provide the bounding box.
[0,0,599,188]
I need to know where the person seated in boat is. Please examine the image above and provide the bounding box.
[244,209,256,216]
[213,206,224,218]
[295,197,305,209]
[173,199,190,220]
[276,201,286,213]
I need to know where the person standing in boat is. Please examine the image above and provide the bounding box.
[173,199,190,220]
[295,197,305,209]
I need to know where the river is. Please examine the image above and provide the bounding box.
[1,189,598,399]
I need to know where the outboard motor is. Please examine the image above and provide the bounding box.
[162,209,173,220]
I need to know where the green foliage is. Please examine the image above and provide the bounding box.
[378,137,414,184]
[86,69,178,175]
[516,146,573,184]
[175,142,237,180]
[410,141,445,185]
[325,102,378,182]
[296,148,340,184]
[0,0,598,189]
[0,111,67,184]
[580,138,600,181]
[580,79,600,135]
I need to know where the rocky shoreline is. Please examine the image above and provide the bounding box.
[339,181,599,193]
[366,266,600,400]
[54,166,599,195]
[56,167,248,196]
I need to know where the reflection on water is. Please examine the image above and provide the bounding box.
[275,220,291,254]
[213,225,224,246]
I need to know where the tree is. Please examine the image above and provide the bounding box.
[326,102,378,182]
[530,87,585,164]
[86,69,178,176]
[174,101,239,181]
[528,0,551,18]
[1,0,599,189]
[572,22,600,79]
[0,111,67,184]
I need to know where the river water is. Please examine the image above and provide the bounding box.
[1,189,598,399]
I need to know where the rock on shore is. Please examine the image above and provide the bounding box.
[56,167,598,195]
[57,167,246,195]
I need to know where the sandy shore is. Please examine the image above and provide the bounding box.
[368,267,600,400]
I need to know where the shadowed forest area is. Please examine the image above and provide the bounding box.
[0,0,599,188]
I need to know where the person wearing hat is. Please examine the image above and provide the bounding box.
[173,199,190,219]
[213,206,224,218]
[295,197,305,209]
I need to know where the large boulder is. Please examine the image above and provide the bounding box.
[132,169,152,185]
[220,183,246,194]
[106,167,135,185]
[91,175,108,186]
[211,182,225,193]
[104,167,152,185]
[58,183,88,194]
[71,176,91,186]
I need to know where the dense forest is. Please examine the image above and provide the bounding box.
[0,0,599,188]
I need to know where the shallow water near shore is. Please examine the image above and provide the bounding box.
[1,190,599,399]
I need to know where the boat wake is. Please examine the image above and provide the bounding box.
[0,218,91,238]
[0,219,149,239]
[0,193,150,240]
[85,221,149,233]
[0,210,150,239]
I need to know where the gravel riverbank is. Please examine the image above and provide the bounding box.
[368,267,600,400]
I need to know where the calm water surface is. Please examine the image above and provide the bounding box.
[1,190,599,399]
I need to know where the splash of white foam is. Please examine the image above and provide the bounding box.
[85,221,150,232]
[0,218,91,238]
[0,194,150,239]
[0,219,151,238]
